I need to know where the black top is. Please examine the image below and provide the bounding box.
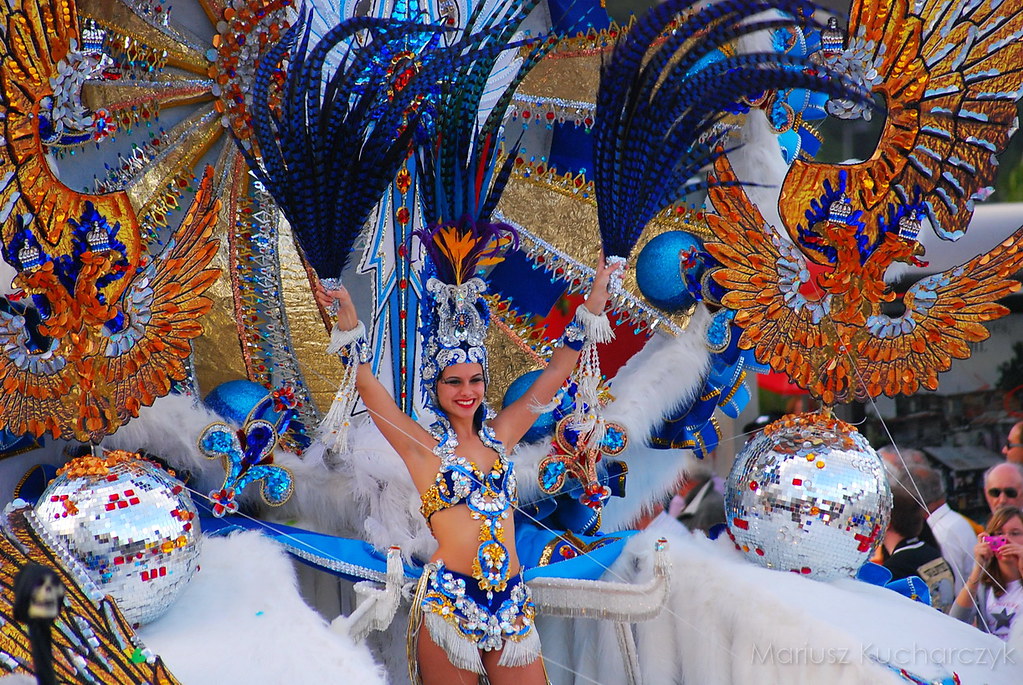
[884,537,955,611]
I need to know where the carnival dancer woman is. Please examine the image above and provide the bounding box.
[315,229,619,684]
[950,506,1023,640]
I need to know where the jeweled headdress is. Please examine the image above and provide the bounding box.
[414,217,518,409]
[410,0,548,413]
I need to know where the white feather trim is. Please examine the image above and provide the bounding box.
[138,531,385,684]
[326,321,367,355]
[101,394,433,561]
[596,307,712,531]
[537,523,1011,685]
[508,439,554,505]
[720,109,789,233]
[101,392,227,495]
[270,419,436,563]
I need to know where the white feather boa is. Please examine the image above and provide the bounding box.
[102,392,233,496]
[274,423,436,562]
[541,519,1020,685]
[598,307,712,531]
[138,530,385,684]
[97,394,430,560]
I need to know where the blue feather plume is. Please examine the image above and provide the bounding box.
[238,9,457,281]
[415,0,553,231]
[593,0,876,259]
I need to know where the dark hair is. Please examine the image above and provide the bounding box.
[888,488,927,539]
[983,506,1023,597]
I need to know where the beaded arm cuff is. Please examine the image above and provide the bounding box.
[560,305,613,351]
[562,320,587,351]
[327,321,372,364]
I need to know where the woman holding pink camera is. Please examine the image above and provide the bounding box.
[951,506,1023,640]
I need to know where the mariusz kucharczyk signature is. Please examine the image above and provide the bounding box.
[750,642,1017,668]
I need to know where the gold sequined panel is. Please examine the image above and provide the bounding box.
[515,19,626,103]
[516,50,602,106]
[484,297,549,408]
[81,80,214,113]
[190,148,250,393]
[190,228,248,394]
[277,220,344,414]
[125,104,222,211]
[1,508,181,684]
[78,0,211,74]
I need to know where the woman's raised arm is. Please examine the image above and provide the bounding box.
[315,283,434,463]
[491,255,621,446]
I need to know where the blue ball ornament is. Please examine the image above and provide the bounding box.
[203,379,283,427]
[502,370,570,443]
[635,231,706,311]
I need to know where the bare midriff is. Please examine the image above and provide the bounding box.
[425,495,520,579]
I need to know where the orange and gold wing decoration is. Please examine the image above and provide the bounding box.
[780,0,1023,254]
[98,171,221,423]
[858,226,1023,397]
[0,0,141,265]
[1,505,180,683]
[0,0,346,452]
[706,161,854,405]
[706,157,1023,404]
[0,0,222,442]
[0,170,220,443]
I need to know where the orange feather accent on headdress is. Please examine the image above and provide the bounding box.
[477,233,514,269]
[433,226,478,284]
[432,225,511,284]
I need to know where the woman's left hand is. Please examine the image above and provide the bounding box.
[996,540,1023,575]
[583,251,624,315]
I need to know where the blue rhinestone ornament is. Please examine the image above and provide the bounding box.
[203,379,290,428]
[635,231,707,311]
[536,413,628,510]
[725,411,891,580]
[198,419,295,517]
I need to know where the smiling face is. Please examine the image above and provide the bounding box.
[436,362,485,422]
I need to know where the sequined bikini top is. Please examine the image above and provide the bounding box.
[419,421,517,596]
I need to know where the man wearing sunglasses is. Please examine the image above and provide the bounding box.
[984,462,1023,514]
[1003,421,1023,465]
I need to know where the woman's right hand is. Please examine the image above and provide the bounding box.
[314,282,359,331]
[972,533,995,567]
[582,250,623,315]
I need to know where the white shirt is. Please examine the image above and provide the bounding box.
[983,580,1023,640]
[928,502,977,594]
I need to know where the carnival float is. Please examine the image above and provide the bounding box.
[1,0,1023,682]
